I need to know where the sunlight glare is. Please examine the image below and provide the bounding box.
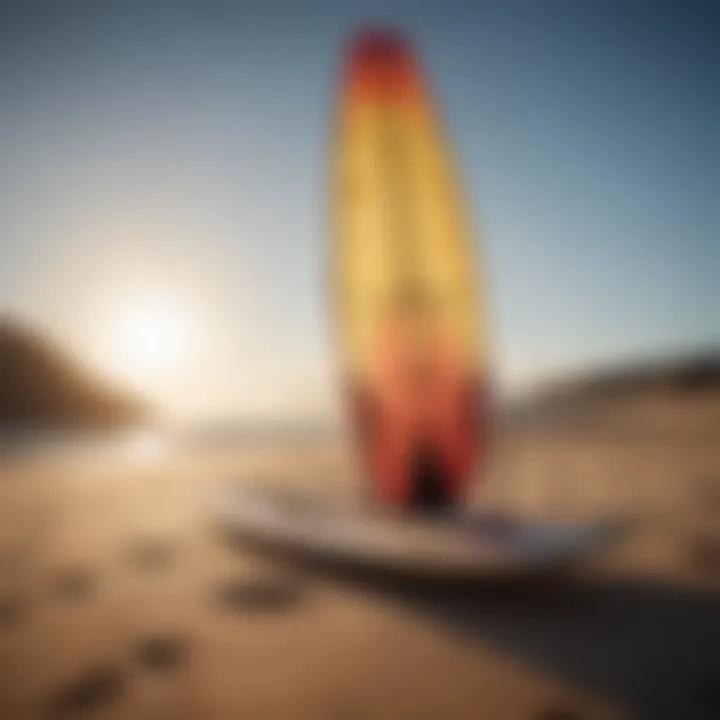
[111,297,191,383]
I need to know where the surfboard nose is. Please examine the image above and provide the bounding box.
[349,26,409,63]
[343,26,421,102]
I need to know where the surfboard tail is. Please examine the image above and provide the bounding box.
[349,378,486,511]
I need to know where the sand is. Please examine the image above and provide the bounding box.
[0,390,719,719]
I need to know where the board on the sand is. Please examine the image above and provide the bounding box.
[214,485,624,583]
[331,28,485,511]
[211,29,625,583]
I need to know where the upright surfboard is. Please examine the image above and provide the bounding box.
[211,28,627,583]
[331,28,485,512]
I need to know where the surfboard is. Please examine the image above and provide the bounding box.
[213,485,624,584]
[209,28,627,582]
[331,27,485,512]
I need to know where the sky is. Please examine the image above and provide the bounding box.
[0,0,718,421]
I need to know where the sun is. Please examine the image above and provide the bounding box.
[111,297,191,382]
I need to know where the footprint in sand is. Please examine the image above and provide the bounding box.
[214,575,306,613]
[52,567,97,602]
[0,592,29,627]
[135,634,188,673]
[46,665,124,718]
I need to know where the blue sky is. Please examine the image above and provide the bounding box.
[0,0,718,418]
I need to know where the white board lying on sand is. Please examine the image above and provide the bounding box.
[212,485,625,584]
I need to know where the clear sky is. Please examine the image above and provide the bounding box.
[1,0,718,420]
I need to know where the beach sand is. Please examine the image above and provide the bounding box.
[0,389,719,719]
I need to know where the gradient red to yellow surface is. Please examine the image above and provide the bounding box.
[333,28,484,512]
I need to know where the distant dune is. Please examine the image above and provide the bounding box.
[544,351,720,397]
[0,317,148,432]
[505,350,720,434]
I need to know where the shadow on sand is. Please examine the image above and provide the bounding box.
[349,572,720,720]
[218,521,720,718]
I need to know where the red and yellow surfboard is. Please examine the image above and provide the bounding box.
[331,28,487,512]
